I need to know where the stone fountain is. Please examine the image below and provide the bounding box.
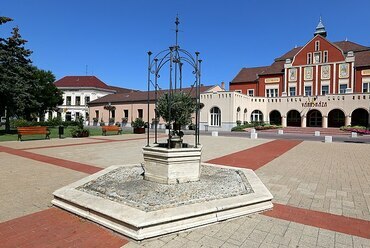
[52,17,273,241]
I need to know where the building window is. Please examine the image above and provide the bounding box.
[66,96,71,105]
[305,86,312,96]
[289,87,296,96]
[85,96,90,104]
[111,110,115,118]
[124,110,129,118]
[339,84,347,94]
[321,85,329,95]
[76,112,80,118]
[313,52,321,63]
[65,112,72,121]
[75,96,81,106]
[363,82,370,93]
[266,88,278,98]
[210,107,221,126]
[235,90,242,93]
[138,109,143,119]
[247,89,254,96]
[307,53,312,64]
[251,110,263,123]
[315,41,320,51]
[95,110,99,119]
[323,51,328,63]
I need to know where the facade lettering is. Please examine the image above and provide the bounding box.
[301,101,327,108]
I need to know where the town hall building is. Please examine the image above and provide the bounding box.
[199,19,370,131]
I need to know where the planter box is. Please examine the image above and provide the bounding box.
[133,127,145,134]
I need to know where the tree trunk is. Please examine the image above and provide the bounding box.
[5,113,10,133]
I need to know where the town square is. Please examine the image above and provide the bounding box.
[1,1,370,247]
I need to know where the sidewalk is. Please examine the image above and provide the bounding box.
[0,134,369,247]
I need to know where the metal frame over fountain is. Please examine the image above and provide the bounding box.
[52,17,273,241]
[143,16,203,185]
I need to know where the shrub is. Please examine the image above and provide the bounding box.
[340,125,370,135]
[236,120,242,126]
[132,118,145,128]
[10,119,29,128]
[70,116,89,137]
[48,117,63,127]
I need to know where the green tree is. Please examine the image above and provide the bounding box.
[0,25,34,132]
[0,17,13,25]
[24,68,63,121]
[157,91,196,131]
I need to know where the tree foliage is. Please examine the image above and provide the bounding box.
[0,16,62,132]
[0,24,34,131]
[25,68,63,120]
[157,91,196,130]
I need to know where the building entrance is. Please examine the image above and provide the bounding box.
[328,109,345,127]
[269,110,281,125]
[307,110,322,127]
[287,110,301,127]
[351,108,369,127]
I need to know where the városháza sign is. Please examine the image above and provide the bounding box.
[301,101,327,107]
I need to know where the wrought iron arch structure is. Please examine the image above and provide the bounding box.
[146,16,202,148]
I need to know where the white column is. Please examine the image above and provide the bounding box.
[282,116,287,127]
[322,116,328,128]
[345,115,351,126]
[301,116,307,127]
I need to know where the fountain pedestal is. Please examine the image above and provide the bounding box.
[142,145,202,184]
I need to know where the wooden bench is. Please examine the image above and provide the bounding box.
[102,126,122,136]
[17,126,51,141]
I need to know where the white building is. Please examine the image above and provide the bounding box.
[48,76,133,122]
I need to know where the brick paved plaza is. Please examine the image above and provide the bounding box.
[0,134,369,247]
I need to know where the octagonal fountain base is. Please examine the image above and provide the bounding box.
[52,163,273,241]
[142,145,202,184]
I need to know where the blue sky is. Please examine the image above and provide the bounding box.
[1,0,370,90]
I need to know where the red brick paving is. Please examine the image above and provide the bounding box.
[263,203,370,239]
[0,207,128,248]
[22,135,167,151]
[207,139,302,170]
[0,146,102,174]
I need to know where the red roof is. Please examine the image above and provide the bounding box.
[231,66,269,83]
[354,50,370,67]
[54,76,112,90]
[334,41,368,53]
[89,85,216,105]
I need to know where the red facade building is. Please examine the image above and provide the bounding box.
[230,19,370,98]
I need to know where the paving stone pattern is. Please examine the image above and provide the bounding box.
[257,141,370,221]
[0,135,369,247]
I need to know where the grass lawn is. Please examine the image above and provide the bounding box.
[0,126,133,142]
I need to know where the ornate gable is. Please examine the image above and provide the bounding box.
[292,35,345,66]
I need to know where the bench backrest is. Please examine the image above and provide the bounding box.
[102,126,120,131]
[18,126,49,134]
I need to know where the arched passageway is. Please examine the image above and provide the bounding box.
[328,109,345,127]
[351,108,369,127]
[251,110,263,123]
[307,109,322,127]
[269,110,281,125]
[287,110,301,127]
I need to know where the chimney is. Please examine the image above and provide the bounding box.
[221,82,225,90]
